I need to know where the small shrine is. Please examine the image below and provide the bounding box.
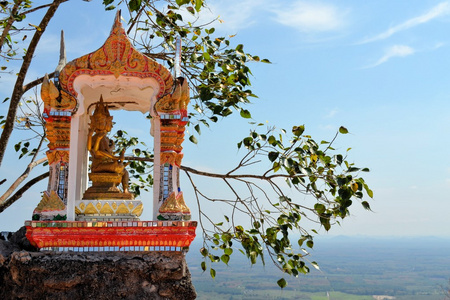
[25,11,196,252]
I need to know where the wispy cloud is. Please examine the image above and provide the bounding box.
[194,0,349,35]
[364,45,415,68]
[194,0,263,34]
[272,1,349,33]
[324,108,339,118]
[359,1,450,44]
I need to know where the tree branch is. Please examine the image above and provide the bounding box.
[23,72,55,93]
[0,0,64,167]
[0,172,49,213]
[0,0,23,54]
[123,155,306,181]
[20,1,68,16]
[0,157,48,204]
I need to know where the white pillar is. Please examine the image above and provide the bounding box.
[67,112,89,221]
[152,116,161,220]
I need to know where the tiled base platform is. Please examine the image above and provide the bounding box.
[25,220,197,252]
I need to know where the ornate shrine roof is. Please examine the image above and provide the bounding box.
[59,11,173,109]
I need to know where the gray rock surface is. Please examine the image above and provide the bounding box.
[0,227,196,300]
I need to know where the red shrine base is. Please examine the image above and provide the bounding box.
[25,220,197,251]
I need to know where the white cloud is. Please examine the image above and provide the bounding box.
[364,45,415,68]
[188,0,348,35]
[272,1,348,33]
[360,1,450,44]
[324,108,338,118]
[431,41,445,50]
[191,0,262,34]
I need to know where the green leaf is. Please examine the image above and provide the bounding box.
[221,254,230,265]
[186,6,195,14]
[311,261,320,270]
[306,240,314,248]
[361,201,371,210]
[222,108,233,116]
[104,4,116,10]
[129,0,142,11]
[194,124,201,135]
[314,203,326,214]
[292,125,305,137]
[176,0,190,5]
[320,217,331,231]
[224,248,233,255]
[14,142,21,152]
[200,247,208,256]
[268,135,276,145]
[364,184,374,198]
[273,162,280,172]
[240,109,251,119]
[210,268,216,279]
[189,135,198,144]
[268,151,279,162]
[339,126,349,134]
[277,278,287,288]
[243,137,253,147]
[201,261,206,271]
[195,0,203,11]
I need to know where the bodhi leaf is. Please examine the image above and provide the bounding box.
[240,109,252,119]
[277,278,287,288]
[339,126,349,134]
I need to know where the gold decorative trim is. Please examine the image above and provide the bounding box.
[34,191,66,214]
[159,192,190,214]
[75,200,143,217]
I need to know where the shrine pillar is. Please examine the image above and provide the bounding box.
[66,110,90,221]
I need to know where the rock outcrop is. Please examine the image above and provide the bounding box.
[0,227,196,300]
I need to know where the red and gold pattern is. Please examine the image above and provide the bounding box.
[46,150,69,164]
[46,120,71,150]
[25,221,197,249]
[59,13,173,99]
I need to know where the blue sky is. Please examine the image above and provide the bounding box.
[1,0,450,237]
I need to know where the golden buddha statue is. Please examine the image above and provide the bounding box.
[83,96,132,200]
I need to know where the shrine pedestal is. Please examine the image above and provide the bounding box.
[25,220,197,252]
[83,173,134,200]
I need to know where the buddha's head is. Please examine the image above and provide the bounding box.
[90,96,113,132]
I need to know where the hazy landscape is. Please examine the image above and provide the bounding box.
[187,237,450,300]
